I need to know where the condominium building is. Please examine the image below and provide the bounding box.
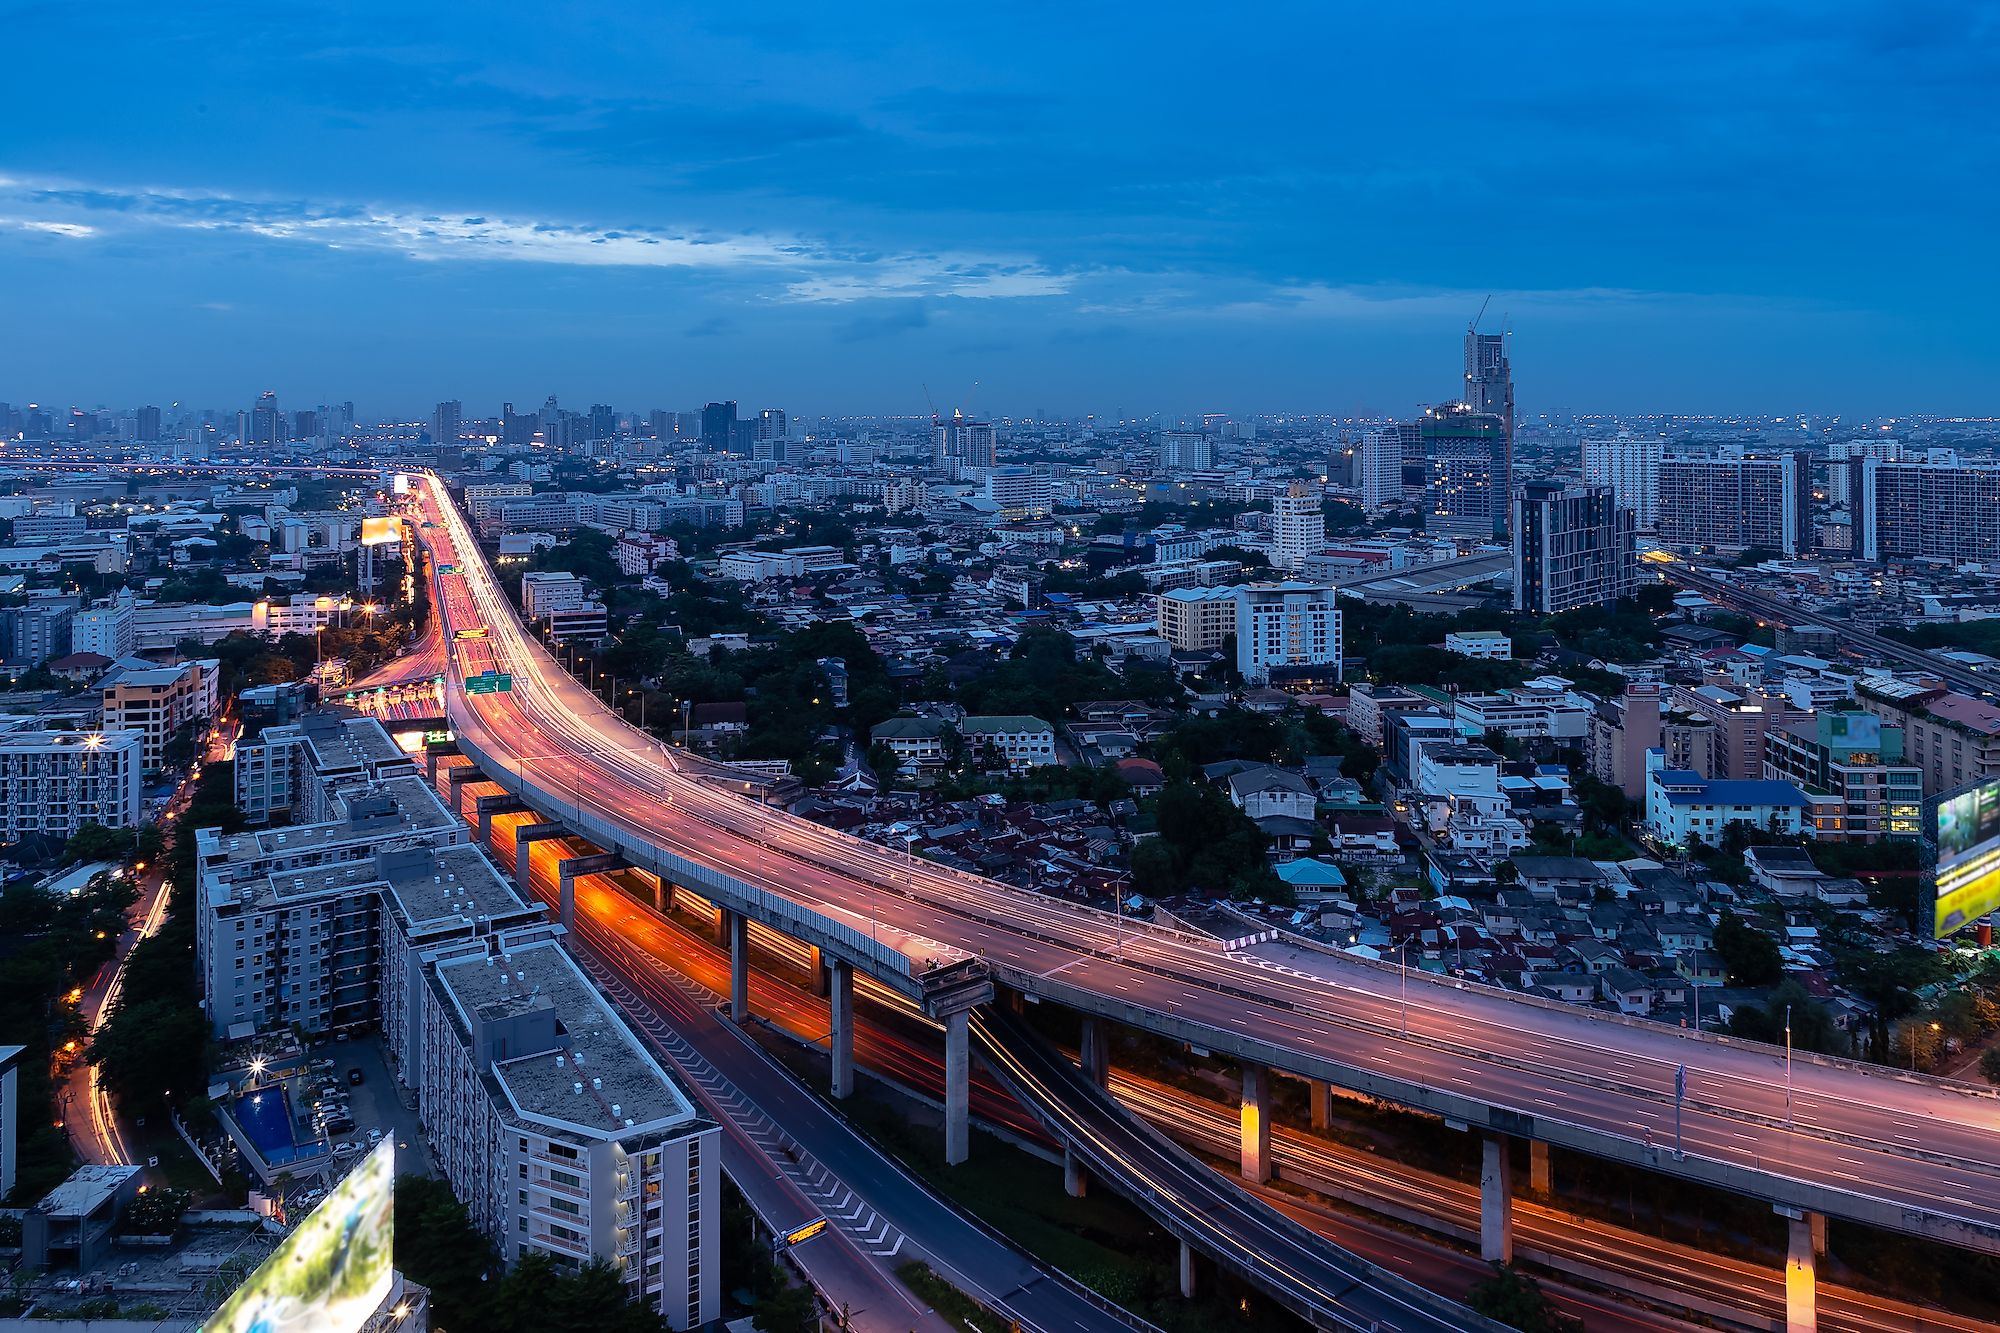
[235,713,422,825]
[100,658,218,771]
[70,603,136,659]
[1856,680,2000,797]
[984,467,1054,521]
[1356,430,1401,511]
[1826,437,1902,507]
[932,414,997,469]
[1587,682,1720,800]
[0,602,75,667]
[1655,453,1810,555]
[1851,459,2000,564]
[1270,481,1325,571]
[0,727,143,843]
[522,571,588,618]
[1512,481,1637,614]
[1155,585,1239,652]
[1581,433,1662,529]
[1157,430,1213,473]
[1761,710,1923,843]
[1670,676,1809,780]
[1234,582,1342,686]
[1424,404,1508,541]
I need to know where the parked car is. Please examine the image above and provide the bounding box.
[347,1068,364,1086]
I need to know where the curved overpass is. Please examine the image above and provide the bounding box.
[408,474,2000,1265]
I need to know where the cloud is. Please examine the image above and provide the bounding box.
[837,301,928,342]
[0,172,1070,304]
[683,315,735,338]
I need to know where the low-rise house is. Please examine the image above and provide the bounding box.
[1599,966,1657,1015]
[960,714,1057,771]
[1223,765,1315,822]
[872,716,952,775]
[1510,855,1607,902]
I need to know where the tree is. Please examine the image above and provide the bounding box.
[62,822,137,866]
[1728,980,1843,1056]
[1712,910,1783,986]
[90,996,209,1115]
[1981,1049,2000,1086]
[1468,1263,1580,1333]
[753,1283,819,1333]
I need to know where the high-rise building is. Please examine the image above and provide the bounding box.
[1581,433,1663,530]
[432,400,463,448]
[1356,430,1400,511]
[1156,430,1213,472]
[1463,329,1513,507]
[1155,585,1238,651]
[587,403,616,442]
[1762,710,1923,843]
[647,409,673,439]
[249,391,280,448]
[1827,437,1903,507]
[932,412,997,469]
[1512,480,1637,614]
[1233,582,1343,687]
[1852,459,2000,564]
[984,466,1053,520]
[134,406,161,444]
[1656,453,1810,555]
[700,401,737,452]
[1270,481,1326,571]
[500,402,536,449]
[1423,402,1509,541]
[0,727,144,843]
[757,408,787,442]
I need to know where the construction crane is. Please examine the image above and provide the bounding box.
[1468,294,1492,335]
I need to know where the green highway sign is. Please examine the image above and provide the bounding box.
[465,672,514,695]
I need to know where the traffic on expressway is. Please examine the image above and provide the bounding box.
[404,472,2000,1256]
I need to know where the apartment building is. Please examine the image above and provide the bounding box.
[1852,459,2000,564]
[1155,585,1238,652]
[1856,680,2000,797]
[1761,710,1923,843]
[1655,453,1810,555]
[521,571,588,619]
[1444,630,1511,659]
[1270,481,1325,571]
[1581,433,1663,530]
[1511,481,1636,613]
[1645,760,1809,848]
[958,715,1056,771]
[235,713,420,824]
[100,658,218,771]
[1234,582,1342,687]
[0,727,143,843]
[1670,676,1808,780]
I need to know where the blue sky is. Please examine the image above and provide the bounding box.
[1,1,1994,419]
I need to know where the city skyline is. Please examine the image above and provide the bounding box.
[3,2,1997,414]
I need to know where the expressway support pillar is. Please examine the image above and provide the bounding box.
[1784,1211,1817,1333]
[511,823,565,899]
[943,1009,970,1166]
[424,739,459,786]
[1063,1145,1087,1199]
[828,961,854,1100]
[556,854,621,935]
[725,910,750,1023]
[445,764,482,818]
[807,946,829,996]
[1480,1135,1513,1265]
[473,793,523,847]
[1240,1063,1271,1185]
[1080,1016,1109,1088]
[1810,1210,1827,1260]
[1308,1079,1330,1132]
[1529,1138,1552,1197]
[1178,1240,1197,1300]
[649,873,669,914]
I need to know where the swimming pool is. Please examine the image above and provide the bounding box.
[234,1087,298,1161]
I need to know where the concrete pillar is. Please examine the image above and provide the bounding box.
[726,910,750,1023]
[1063,1145,1088,1199]
[712,903,730,946]
[1309,1079,1331,1132]
[807,945,829,996]
[511,823,564,898]
[828,961,854,1100]
[557,865,576,931]
[1785,1213,1817,1333]
[445,764,480,817]
[1480,1135,1513,1265]
[1240,1063,1271,1184]
[943,1009,970,1166]
[1080,1016,1109,1088]
[650,874,667,914]
[1810,1210,1827,1260]
[1529,1139,1552,1197]
[1179,1241,1197,1300]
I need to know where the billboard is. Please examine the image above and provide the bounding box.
[1935,777,2000,938]
[361,515,404,547]
[203,1140,395,1333]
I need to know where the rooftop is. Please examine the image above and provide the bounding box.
[432,939,700,1140]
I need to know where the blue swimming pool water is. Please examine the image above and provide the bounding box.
[234,1087,297,1159]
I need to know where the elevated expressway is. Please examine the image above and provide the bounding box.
[410,474,2000,1329]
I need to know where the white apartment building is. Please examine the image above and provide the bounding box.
[0,727,143,843]
[959,715,1056,771]
[1581,433,1663,530]
[1444,630,1512,659]
[1827,437,1902,508]
[1233,583,1342,686]
[1270,482,1326,571]
[70,604,137,659]
[100,658,218,771]
[984,467,1054,521]
[1156,430,1213,472]
[522,571,588,618]
[616,534,679,577]
[235,713,421,825]
[1356,430,1401,511]
[1155,585,1238,652]
[421,939,719,1327]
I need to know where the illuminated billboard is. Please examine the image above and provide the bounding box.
[391,473,410,496]
[361,515,404,547]
[203,1140,394,1333]
[1934,778,2000,938]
